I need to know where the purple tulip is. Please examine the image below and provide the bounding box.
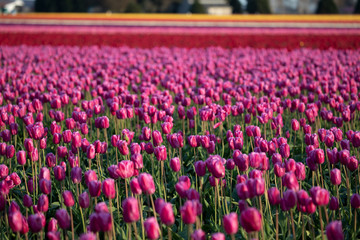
[79,191,90,209]
[326,221,344,240]
[55,209,70,229]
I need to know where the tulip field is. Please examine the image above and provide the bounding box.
[0,14,360,240]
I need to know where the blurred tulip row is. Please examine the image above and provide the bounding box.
[0,46,359,239]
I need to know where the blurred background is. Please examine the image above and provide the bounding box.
[0,0,359,15]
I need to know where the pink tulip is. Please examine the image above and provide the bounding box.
[330,168,341,185]
[154,145,167,161]
[144,217,160,240]
[268,187,280,206]
[240,207,262,233]
[102,178,115,199]
[180,200,197,224]
[138,173,155,195]
[191,229,205,240]
[8,210,23,233]
[117,160,134,179]
[122,197,140,223]
[159,202,175,226]
[223,212,238,235]
[62,190,75,207]
[130,177,142,195]
[211,233,225,240]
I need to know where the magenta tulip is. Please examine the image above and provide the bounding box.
[122,197,140,223]
[240,207,262,233]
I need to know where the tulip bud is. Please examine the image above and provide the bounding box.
[175,181,190,198]
[6,145,15,159]
[268,187,280,206]
[145,142,154,154]
[53,165,66,181]
[311,187,329,206]
[338,150,350,165]
[87,144,96,159]
[240,207,262,233]
[48,218,58,232]
[282,172,299,191]
[95,202,109,213]
[84,170,97,186]
[108,165,120,179]
[46,231,61,240]
[188,135,198,148]
[351,193,360,208]
[28,214,43,233]
[330,168,341,185]
[117,160,134,179]
[291,119,300,131]
[45,153,56,168]
[70,167,82,184]
[23,194,33,208]
[152,130,163,147]
[138,173,155,195]
[53,133,62,145]
[238,200,248,212]
[89,213,100,232]
[102,178,115,199]
[62,190,75,207]
[117,140,129,156]
[55,209,70,229]
[130,178,142,195]
[191,229,205,240]
[20,216,29,235]
[0,164,8,180]
[8,210,23,233]
[144,217,160,240]
[98,212,112,232]
[38,194,49,212]
[79,191,90,209]
[169,157,181,172]
[88,180,101,198]
[62,130,72,144]
[347,156,358,171]
[283,189,297,209]
[70,132,81,149]
[159,202,175,226]
[329,197,339,210]
[57,146,67,159]
[223,212,238,235]
[27,178,33,194]
[122,197,140,223]
[180,200,197,224]
[211,233,225,240]
[154,145,167,161]
[279,143,290,159]
[16,150,26,165]
[194,161,206,177]
[326,221,344,240]
[80,233,97,240]
[24,138,34,152]
[39,179,51,195]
